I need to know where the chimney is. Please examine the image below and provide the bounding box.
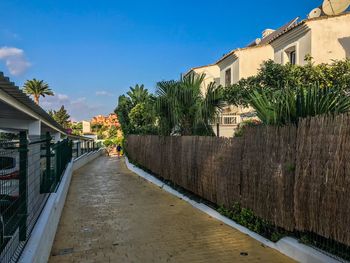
[247,38,262,47]
[262,29,275,39]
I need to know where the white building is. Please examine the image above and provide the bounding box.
[184,11,350,137]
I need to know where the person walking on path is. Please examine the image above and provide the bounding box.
[116,144,122,157]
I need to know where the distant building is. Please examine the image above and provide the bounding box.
[82,120,91,134]
[91,113,120,128]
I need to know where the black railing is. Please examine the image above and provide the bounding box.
[72,140,101,159]
[0,131,99,262]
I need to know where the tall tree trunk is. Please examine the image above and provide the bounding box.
[34,95,39,105]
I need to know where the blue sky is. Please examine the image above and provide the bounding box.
[0,0,318,120]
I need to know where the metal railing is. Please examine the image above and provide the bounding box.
[0,131,97,262]
[72,141,100,159]
[212,113,239,126]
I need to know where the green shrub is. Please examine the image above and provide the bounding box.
[234,119,262,137]
[218,203,286,242]
[248,85,350,125]
[225,59,350,126]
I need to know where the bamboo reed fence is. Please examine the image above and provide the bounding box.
[126,114,350,247]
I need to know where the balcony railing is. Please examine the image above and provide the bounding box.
[212,113,239,126]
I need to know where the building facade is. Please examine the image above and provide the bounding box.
[184,64,242,137]
[91,113,120,128]
[184,64,220,93]
[269,13,350,65]
[216,44,274,87]
[184,12,350,137]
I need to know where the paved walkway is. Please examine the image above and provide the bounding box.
[49,156,294,263]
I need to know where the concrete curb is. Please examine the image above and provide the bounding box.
[125,157,341,263]
[73,148,105,171]
[18,149,105,263]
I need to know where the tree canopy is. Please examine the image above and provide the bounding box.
[155,73,224,136]
[49,105,71,129]
[115,74,224,136]
[115,85,156,135]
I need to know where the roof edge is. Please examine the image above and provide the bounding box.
[0,72,68,135]
[184,63,218,77]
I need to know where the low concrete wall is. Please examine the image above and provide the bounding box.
[18,149,105,263]
[73,149,105,171]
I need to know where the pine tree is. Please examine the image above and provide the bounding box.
[48,105,71,128]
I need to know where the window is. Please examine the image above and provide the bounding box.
[284,46,297,65]
[212,116,222,125]
[225,68,231,86]
[223,116,237,125]
[289,50,296,65]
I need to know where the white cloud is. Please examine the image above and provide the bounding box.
[0,46,31,76]
[0,47,23,57]
[57,94,69,101]
[71,97,87,104]
[41,93,102,121]
[96,90,112,96]
[40,93,68,109]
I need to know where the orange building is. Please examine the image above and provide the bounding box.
[91,113,120,128]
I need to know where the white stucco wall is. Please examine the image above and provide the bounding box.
[0,90,63,136]
[217,47,268,137]
[192,65,220,94]
[238,45,274,79]
[218,45,274,86]
[271,25,312,66]
[309,14,350,63]
[271,13,350,66]
[218,55,240,86]
[213,125,237,138]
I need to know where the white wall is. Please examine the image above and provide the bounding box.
[271,25,311,66]
[309,14,350,63]
[270,14,350,66]
[218,55,239,86]
[238,45,274,78]
[0,89,62,136]
[193,65,220,94]
[213,125,237,138]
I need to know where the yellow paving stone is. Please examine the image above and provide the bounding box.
[49,156,295,263]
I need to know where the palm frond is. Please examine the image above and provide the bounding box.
[154,74,222,136]
[248,84,350,125]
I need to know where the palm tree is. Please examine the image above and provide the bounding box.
[115,84,155,135]
[127,84,150,106]
[155,73,224,136]
[23,78,54,105]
